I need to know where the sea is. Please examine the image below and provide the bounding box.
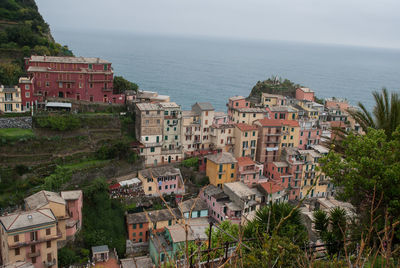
[53,30,400,112]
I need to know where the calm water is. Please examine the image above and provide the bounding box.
[53,30,400,111]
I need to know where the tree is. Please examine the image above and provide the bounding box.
[113,76,138,94]
[348,88,400,139]
[320,128,400,240]
[42,166,72,192]
[0,63,23,85]
[313,207,348,256]
[244,202,308,246]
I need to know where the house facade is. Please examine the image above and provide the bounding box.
[205,152,237,188]
[0,85,22,113]
[138,166,185,197]
[233,123,258,160]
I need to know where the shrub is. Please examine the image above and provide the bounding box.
[35,115,81,131]
[182,157,199,169]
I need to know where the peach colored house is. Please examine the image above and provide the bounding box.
[296,87,315,102]
[236,157,263,187]
[227,96,249,121]
[0,209,59,268]
[61,191,83,238]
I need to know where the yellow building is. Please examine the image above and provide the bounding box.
[299,147,333,199]
[261,93,286,107]
[24,191,69,245]
[280,120,300,149]
[0,85,22,113]
[297,101,319,120]
[231,107,266,125]
[233,123,258,161]
[0,209,59,268]
[205,152,237,188]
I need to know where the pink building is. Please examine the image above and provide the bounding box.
[236,157,263,187]
[296,87,315,102]
[61,190,83,238]
[139,166,185,196]
[23,55,125,107]
[227,96,250,121]
[299,128,321,149]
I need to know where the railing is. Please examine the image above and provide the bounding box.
[44,259,56,267]
[27,250,40,258]
[9,231,62,249]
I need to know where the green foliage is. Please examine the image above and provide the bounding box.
[181,157,199,169]
[34,115,81,131]
[244,202,308,246]
[96,140,133,160]
[0,128,35,143]
[14,164,29,175]
[321,127,400,239]
[113,76,138,94]
[42,166,72,192]
[58,246,89,267]
[248,76,300,103]
[313,207,347,256]
[0,62,23,85]
[82,177,126,255]
[348,88,400,139]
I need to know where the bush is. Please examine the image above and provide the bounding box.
[96,140,132,160]
[181,157,199,169]
[34,115,81,131]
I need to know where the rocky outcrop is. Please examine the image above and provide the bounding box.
[0,117,32,129]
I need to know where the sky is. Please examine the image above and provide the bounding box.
[36,0,400,49]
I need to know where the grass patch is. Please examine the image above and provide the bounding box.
[62,159,110,172]
[0,128,35,142]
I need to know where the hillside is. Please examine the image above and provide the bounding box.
[0,0,73,85]
[247,76,300,103]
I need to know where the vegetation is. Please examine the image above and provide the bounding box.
[113,75,138,94]
[0,128,35,143]
[313,207,348,256]
[181,157,199,169]
[81,177,126,255]
[321,127,400,241]
[248,76,300,103]
[34,114,81,131]
[244,202,308,246]
[348,88,400,139]
[0,0,73,85]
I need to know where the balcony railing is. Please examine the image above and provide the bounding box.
[9,230,62,249]
[27,250,40,258]
[44,259,57,267]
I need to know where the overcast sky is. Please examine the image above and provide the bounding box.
[36,0,400,49]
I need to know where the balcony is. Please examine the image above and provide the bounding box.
[28,250,40,258]
[44,259,57,267]
[193,139,201,144]
[56,79,75,83]
[9,230,62,249]
[88,79,112,83]
[102,87,113,92]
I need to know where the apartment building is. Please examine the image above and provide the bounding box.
[298,120,322,150]
[266,106,298,121]
[135,103,163,167]
[236,157,264,187]
[254,119,283,164]
[230,107,266,125]
[205,152,237,188]
[256,181,285,203]
[261,92,286,107]
[0,209,59,268]
[60,191,83,237]
[138,166,185,197]
[24,55,124,104]
[227,96,249,121]
[0,85,22,113]
[209,123,235,152]
[233,123,258,160]
[295,87,315,102]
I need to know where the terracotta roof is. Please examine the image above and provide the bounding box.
[235,123,258,131]
[237,157,255,166]
[259,181,284,194]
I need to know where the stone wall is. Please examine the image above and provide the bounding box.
[0,116,32,129]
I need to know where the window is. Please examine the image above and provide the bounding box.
[25,92,30,98]
[25,85,30,90]
[15,248,20,256]
[79,82,82,88]
[168,220,172,226]
[139,232,143,236]
[90,95,94,102]
[274,113,278,119]
[90,83,93,88]
[231,164,234,169]
[47,241,51,248]
[30,231,37,241]
[14,235,19,242]
[31,257,36,264]
[165,135,168,140]
[104,64,108,71]
[218,174,222,179]
[245,132,248,137]
[148,186,152,191]
[46,228,51,235]
[59,82,63,88]
[150,147,155,152]
[230,173,234,178]
[145,137,149,141]
[89,64,93,69]
[175,135,178,140]
[45,81,50,87]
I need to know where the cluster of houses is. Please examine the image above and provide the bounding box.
[0,190,83,268]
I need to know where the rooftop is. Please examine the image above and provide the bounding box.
[255,118,299,127]
[206,152,237,164]
[166,218,209,243]
[92,245,109,253]
[178,198,208,213]
[262,92,284,98]
[192,102,214,111]
[237,157,255,167]
[158,102,180,109]
[0,209,56,232]
[236,107,266,113]
[298,87,314,93]
[29,55,110,64]
[224,181,255,198]
[229,95,246,101]
[135,102,161,111]
[139,166,181,179]
[235,123,258,132]
[273,161,289,168]
[25,190,66,210]
[60,190,82,201]
[126,208,181,224]
[259,181,284,194]
[268,105,298,113]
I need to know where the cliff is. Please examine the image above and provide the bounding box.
[0,0,73,85]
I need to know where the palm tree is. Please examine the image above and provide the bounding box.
[348,88,400,139]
